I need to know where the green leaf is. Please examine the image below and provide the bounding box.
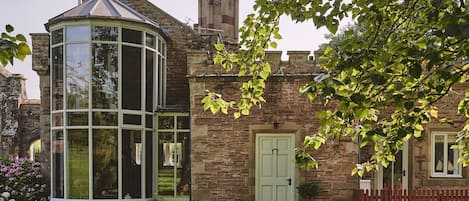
[350,93,365,104]
[415,38,427,49]
[234,112,241,119]
[5,24,14,33]
[16,34,26,42]
[270,41,278,49]
[214,43,225,51]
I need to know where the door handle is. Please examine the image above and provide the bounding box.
[287,178,292,186]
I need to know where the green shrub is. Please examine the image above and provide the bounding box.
[297,181,320,200]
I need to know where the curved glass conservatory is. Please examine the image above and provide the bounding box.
[46,0,189,200]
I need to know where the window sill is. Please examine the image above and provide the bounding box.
[430,174,463,179]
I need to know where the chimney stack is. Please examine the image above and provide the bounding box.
[198,0,239,44]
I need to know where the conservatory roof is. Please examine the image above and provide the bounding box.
[46,0,161,31]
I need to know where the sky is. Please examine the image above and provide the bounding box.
[0,0,335,99]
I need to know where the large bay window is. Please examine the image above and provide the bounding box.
[50,22,166,200]
[431,132,461,177]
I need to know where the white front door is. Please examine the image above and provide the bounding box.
[256,134,295,201]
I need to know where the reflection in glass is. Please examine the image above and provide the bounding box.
[146,115,153,129]
[92,44,118,109]
[52,46,64,111]
[177,116,189,129]
[93,129,118,199]
[93,112,118,126]
[146,50,154,112]
[157,132,190,198]
[52,130,64,198]
[158,116,174,129]
[52,28,63,45]
[145,131,153,198]
[67,44,90,109]
[158,132,174,197]
[157,53,165,106]
[122,46,141,110]
[122,130,142,198]
[67,112,88,126]
[124,114,141,125]
[176,132,190,198]
[146,33,155,48]
[123,28,142,44]
[434,135,444,173]
[448,135,459,175]
[92,26,118,41]
[67,130,89,199]
[52,113,63,127]
[66,26,89,42]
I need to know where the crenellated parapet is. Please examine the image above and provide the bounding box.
[187,49,325,77]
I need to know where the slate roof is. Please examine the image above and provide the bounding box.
[46,0,160,31]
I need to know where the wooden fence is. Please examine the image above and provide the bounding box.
[354,189,469,201]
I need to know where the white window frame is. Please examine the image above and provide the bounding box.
[431,131,462,178]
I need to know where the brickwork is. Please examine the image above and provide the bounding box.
[188,50,359,201]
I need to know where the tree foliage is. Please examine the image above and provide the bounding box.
[203,0,469,175]
[0,24,31,66]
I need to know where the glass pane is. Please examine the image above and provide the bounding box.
[92,43,118,109]
[52,130,64,198]
[434,135,444,173]
[158,54,164,106]
[177,116,189,129]
[146,50,154,112]
[67,129,89,199]
[158,132,174,197]
[52,113,63,127]
[122,130,142,198]
[124,114,141,125]
[93,129,118,199]
[146,33,155,48]
[158,39,162,53]
[158,116,174,129]
[52,46,64,111]
[93,112,117,126]
[67,112,88,126]
[67,44,90,109]
[92,26,118,41]
[123,28,142,44]
[122,45,141,110]
[66,26,89,42]
[448,135,458,175]
[145,131,153,198]
[393,150,403,189]
[52,28,63,45]
[146,115,153,129]
[176,132,190,197]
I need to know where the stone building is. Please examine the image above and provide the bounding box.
[0,67,41,160]
[19,0,469,200]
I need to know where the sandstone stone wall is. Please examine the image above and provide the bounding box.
[17,100,41,158]
[188,50,359,201]
[0,67,41,161]
[31,33,51,180]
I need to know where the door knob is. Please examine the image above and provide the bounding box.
[287,178,292,186]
